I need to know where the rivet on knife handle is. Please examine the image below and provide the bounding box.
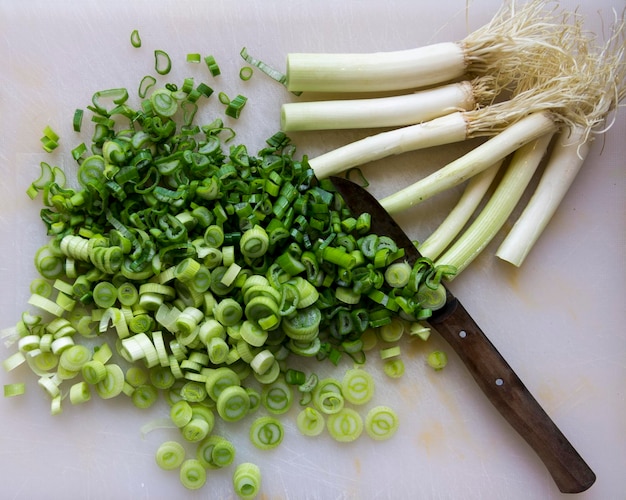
[430,298,596,494]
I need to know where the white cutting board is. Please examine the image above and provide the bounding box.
[1,1,624,499]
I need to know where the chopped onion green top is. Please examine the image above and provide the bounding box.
[2,41,458,498]
[365,405,399,441]
[233,462,261,500]
[130,29,142,48]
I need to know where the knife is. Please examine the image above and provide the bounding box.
[329,176,596,494]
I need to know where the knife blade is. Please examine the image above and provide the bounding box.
[329,175,596,494]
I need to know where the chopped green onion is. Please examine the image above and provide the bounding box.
[196,434,233,469]
[156,440,185,470]
[205,367,240,401]
[130,29,141,48]
[95,363,124,399]
[131,384,158,409]
[240,47,288,87]
[427,350,448,371]
[225,94,248,119]
[204,55,221,76]
[4,383,26,397]
[138,75,157,98]
[261,378,293,414]
[239,66,253,81]
[69,381,91,404]
[40,125,59,152]
[417,282,447,311]
[73,109,84,132]
[151,88,178,117]
[249,415,284,450]
[216,385,250,422]
[211,438,236,467]
[232,462,261,500]
[93,281,117,308]
[383,358,405,378]
[154,50,172,75]
[384,261,412,288]
[239,320,268,348]
[380,346,401,360]
[2,352,26,372]
[379,317,404,343]
[179,458,207,490]
[59,345,91,372]
[296,407,325,437]
[313,377,344,414]
[365,405,399,441]
[327,407,363,442]
[341,368,374,405]
[409,322,431,341]
[182,417,211,442]
[187,53,201,63]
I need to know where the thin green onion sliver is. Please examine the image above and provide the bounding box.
[73,109,84,132]
[240,47,288,86]
[130,29,141,48]
[154,50,172,75]
[138,75,157,99]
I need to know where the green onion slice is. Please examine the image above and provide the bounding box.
[216,385,250,422]
[155,440,185,470]
[130,29,141,48]
[203,55,221,76]
[365,405,399,441]
[239,66,253,81]
[95,363,124,399]
[154,50,172,75]
[232,462,261,500]
[249,415,284,450]
[341,368,375,405]
[261,378,293,415]
[179,458,206,490]
[296,407,325,437]
[327,408,363,442]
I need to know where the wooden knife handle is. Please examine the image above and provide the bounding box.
[430,297,596,494]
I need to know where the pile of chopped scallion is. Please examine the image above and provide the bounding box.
[1,36,453,498]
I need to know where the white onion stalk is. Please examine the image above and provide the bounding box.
[308,47,600,181]
[286,0,576,93]
[418,160,502,261]
[497,16,626,266]
[495,126,590,266]
[310,111,468,178]
[433,132,555,277]
[281,77,497,132]
[378,112,558,214]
